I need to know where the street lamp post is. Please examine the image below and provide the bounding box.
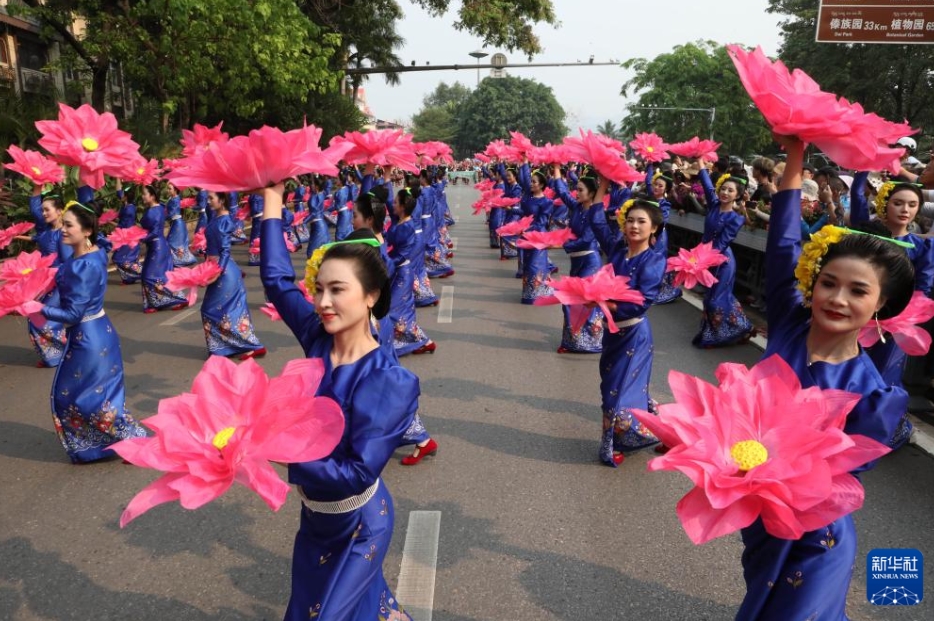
[469,50,488,87]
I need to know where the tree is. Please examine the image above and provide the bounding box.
[619,41,772,158]
[454,76,566,157]
[767,0,934,136]
[597,120,620,141]
[411,81,471,143]
[423,81,472,110]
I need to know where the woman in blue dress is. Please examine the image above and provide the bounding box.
[307,177,331,256]
[599,197,666,466]
[737,135,913,620]
[194,189,209,237]
[293,183,311,244]
[23,186,69,367]
[201,190,265,360]
[138,184,189,313]
[259,185,417,620]
[420,170,454,279]
[551,165,610,353]
[334,174,354,242]
[111,182,143,284]
[498,163,523,265]
[229,191,248,245]
[247,193,264,267]
[645,168,682,304]
[692,162,755,347]
[517,164,555,304]
[482,164,506,248]
[164,183,197,267]
[407,181,439,307]
[36,202,147,463]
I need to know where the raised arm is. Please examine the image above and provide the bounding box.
[849,171,870,226]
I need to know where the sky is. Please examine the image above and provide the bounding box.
[362,0,786,131]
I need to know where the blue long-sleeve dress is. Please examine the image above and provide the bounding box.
[517,164,555,304]
[293,186,311,244]
[41,250,147,463]
[411,195,439,307]
[259,219,416,621]
[737,188,909,620]
[140,204,188,311]
[112,200,143,284]
[165,196,197,267]
[599,241,665,465]
[498,164,523,261]
[27,194,69,367]
[229,192,248,245]
[482,165,506,248]
[307,190,331,256]
[645,167,682,304]
[194,189,209,237]
[692,169,754,347]
[334,184,353,241]
[247,194,264,267]
[201,213,264,357]
[421,183,454,278]
[386,217,431,355]
[555,179,608,352]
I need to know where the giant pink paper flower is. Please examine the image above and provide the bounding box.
[0,250,56,283]
[629,133,670,163]
[0,222,36,251]
[666,241,728,289]
[180,122,230,158]
[165,261,223,306]
[121,156,162,185]
[484,139,519,161]
[98,209,119,226]
[4,145,65,184]
[859,291,934,355]
[474,152,491,163]
[534,263,645,333]
[111,356,344,527]
[516,229,576,249]
[727,45,913,173]
[167,124,352,191]
[509,131,535,159]
[35,103,141,189]
[179,197,197,210]
[0,266,56,319]
[527,143,571,166]
[633,355,891,544]
[563,130,643,184]
[495,215,534,237]
[667,137,721,161]
[474,179,495,192]
[107,225,148,250]
[190,230,207,253]
[414,141,453,164]
[330,129,420,173]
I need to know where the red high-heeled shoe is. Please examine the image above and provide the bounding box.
[612,452,625,465]
[412,341,436,355]
[401,438,438,465]
[238,347,267,360]
[143,308,158,314]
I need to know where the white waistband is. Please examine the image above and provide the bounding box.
[310,218,322,223]
[421,214,432,218]
[170,215,182,220]
[568,250,594,258]
[67,309,105,327]
[298,480,379,514]
[338,206,350,212]
[398,259,411,266]
[610,316,643,329]
[415,229,423,234]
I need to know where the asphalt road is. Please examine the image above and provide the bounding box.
[1,183,931,621]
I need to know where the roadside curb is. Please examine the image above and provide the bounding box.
[677,289,934,458]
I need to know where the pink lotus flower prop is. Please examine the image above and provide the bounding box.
[167,124,352,191]
[107,225,148,250]
[190,230,207,253]
[727,45,914,173]
[110,356,344,527]
[509,131,535,159]
[249,238,261,256]
[0,250,56,283]
[528,143,570,166]
[633,355,891,544]
[179,197,197,209]
[667,137,721,161]
[665,242,728,289]
[629,133,670,163]
[0,222,36,251]
[495,215,534,237]
[98,209,119,226]
[859,291,934,355]
[36,103,141,189]
[563,130,643,185]
[516,229,576,249]
[260,302,282,322]
[161,157,185,172]
[0,266,57,325]
[484,139,519,162]
[474,179,495,192]
[474,152,491,163]
[180,122,229,158]
[414,141,453,164]
[122,156,162,185]
[534,263,645,333]
[330,129,420,173]
[4,145,65,184]
[165,261,223,306]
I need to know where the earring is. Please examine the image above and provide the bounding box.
[85,237,92,249]
[875,312,886,344]
[368,307,376,326]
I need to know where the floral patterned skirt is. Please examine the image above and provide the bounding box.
[28,288,67,367]
[201,261,263,357]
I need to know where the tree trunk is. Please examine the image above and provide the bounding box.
[91,64,109,112]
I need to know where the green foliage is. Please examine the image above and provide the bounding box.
[620,41,772,158]
[412,0,558,57]
[455,75,567,157]
[767,0,934,140]
[597,120,620,141]
[423,81,472,111]
[412,106,457,143]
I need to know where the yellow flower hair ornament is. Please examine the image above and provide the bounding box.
[874,181,896,219]
[303,238,383,293]
[714,174,731,193]
[794,225,849,305]
[617,199,636,230]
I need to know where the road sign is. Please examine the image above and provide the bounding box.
[817,1,934,43]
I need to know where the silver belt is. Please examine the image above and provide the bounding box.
[310,218,322,223]
[398,259,411,266]
[66,309,105,327]
[338,206,350,212]
[415,229,423,234]
[297,480,379,514]
[609,316,643,328]
[421,214,432,218]
[170,215,182,221]
[568,250,594,258]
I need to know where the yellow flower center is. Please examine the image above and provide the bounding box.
[730,440,768,471]
[31,166,42,175]
[646,146,654,152]
[688,256,697,264]
[81,137,99,152]
[212,426,236,450]
[20,267,34,275]
[137,167,145,175]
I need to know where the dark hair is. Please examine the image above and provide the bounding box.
[65,203,99,240]
[209,191,229,209]
[651,172,673,194]
[356,189,387,233]
[821,234,915,319]
[130,184,157,205]
[751,157,775,178]
[322,229,392,319]
[577,174,598,198]
[41,191,65,211]
[720,174,748,194]
[396,188,417,217]
[532,170,548,188]
[625,197,664,232]
[886,183,924,206]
